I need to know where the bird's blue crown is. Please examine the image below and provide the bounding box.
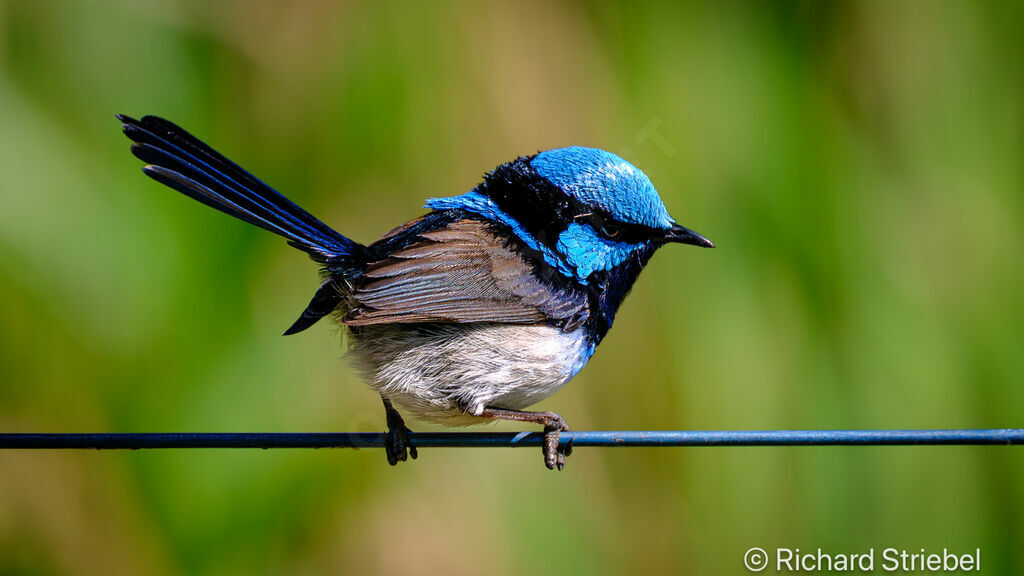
[531,147,673,230]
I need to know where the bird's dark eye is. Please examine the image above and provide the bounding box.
[582,213,626,240]
[600,223,621,239]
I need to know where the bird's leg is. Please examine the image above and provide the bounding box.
[476,407,573,471]
[382,397,417,465]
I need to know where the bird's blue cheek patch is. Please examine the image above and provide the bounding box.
[557,223,644,282]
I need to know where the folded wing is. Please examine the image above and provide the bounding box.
[344,220,588,330]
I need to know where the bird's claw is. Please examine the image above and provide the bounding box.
[383,405,417,465]
[384,423,417,465]
[540,412,572,471]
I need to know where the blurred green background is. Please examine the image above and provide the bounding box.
[1,1,1022,574]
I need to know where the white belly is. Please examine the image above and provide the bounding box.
[347,323,591,425]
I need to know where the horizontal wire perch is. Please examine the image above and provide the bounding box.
[1,429,1023,450]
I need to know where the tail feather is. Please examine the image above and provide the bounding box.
[118,114,362,334]
[118,114,361,262]
[140,163,280,232]
[284,278,347,335]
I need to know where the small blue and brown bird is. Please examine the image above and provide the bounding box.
[118,114,713,470]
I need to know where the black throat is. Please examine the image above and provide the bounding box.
[583,243,659,342]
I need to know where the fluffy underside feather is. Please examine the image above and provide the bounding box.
[347,323,592,424]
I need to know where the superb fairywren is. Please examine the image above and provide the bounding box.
[118,115,713,470]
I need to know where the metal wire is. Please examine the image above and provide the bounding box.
[1,429,1022,450]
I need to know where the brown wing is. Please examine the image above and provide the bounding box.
[343,219,588,328]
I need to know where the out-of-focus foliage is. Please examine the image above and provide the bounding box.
[1,1,1022,574]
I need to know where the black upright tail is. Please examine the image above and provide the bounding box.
[118,114,364,334]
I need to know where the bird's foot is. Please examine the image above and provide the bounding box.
[473,406,574,470]
[382,398,417,466]
[538,411,572,471]
[384,422,417,465]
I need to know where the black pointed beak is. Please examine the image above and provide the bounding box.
[662,223,715,248]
